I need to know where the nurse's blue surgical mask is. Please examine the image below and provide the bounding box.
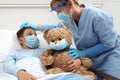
[50,0,72,23]
[25,35,39,49]
[57,11,72,23]
[49,39,69,50]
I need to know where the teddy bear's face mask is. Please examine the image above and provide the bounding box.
[49,38,69,50]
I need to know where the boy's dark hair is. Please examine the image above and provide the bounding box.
[16,26,35,39]
[16,27,35,46]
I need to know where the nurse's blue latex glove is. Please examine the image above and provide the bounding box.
[20,22,39,30]
[67,48,86,59]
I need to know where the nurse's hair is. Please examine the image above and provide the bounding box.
[50,0,79,8]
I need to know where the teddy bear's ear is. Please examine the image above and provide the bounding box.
[63,27,72,36]
[43,28,51,40]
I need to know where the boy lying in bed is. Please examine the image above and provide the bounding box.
[3,27,87,80]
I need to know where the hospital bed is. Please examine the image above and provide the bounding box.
[0,29,119,80]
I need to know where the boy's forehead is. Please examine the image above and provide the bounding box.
[23,28,35,34]
[25,28,35,32]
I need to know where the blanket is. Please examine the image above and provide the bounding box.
[16,57,46,77]
[0,73,91,80]
[0,57,91,80]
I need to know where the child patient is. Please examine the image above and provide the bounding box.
[3,27,47,80]
[3,27,86,80]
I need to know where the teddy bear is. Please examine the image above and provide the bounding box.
[40,27,96,80]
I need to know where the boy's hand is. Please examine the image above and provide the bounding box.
[17,70,37,80]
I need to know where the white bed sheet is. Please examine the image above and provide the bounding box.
[0,72,87,80]
[0,57,76,80]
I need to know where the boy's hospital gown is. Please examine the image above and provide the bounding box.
[3,48,46,77]
[2,48,88,80]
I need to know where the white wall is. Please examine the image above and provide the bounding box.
[0,0,58,30]
[0,0,50,4]
[102,0,120,33]
[0,6,58,30]
[0,0,120,33]
[80,0,120,33]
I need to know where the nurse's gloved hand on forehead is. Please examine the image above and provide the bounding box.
[20,22,56,31]
[20,22,39,30]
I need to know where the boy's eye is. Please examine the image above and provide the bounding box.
[30,33,33,35]
[28,33,36,36]
[27,33,32,36]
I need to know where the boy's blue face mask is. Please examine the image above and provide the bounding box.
[25,35,39,49]
[49,39,70,50]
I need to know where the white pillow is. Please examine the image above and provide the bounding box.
[37,31,49,49]
[0,29,21,62]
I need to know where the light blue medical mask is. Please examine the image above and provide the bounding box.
[57,11,72,22]
[49,39,69,50]
[25,35,39,49]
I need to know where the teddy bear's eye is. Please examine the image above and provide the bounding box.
[58,38,62,41]
[51,40,54,42]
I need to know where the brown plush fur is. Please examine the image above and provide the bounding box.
[40,27,96,80]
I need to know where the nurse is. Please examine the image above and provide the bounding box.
[20,0,120,79]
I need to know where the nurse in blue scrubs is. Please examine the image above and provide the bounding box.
[20,0,120,79]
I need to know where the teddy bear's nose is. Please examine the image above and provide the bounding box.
[55,41,58,44]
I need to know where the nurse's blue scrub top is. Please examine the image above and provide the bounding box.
[63,6,120,79]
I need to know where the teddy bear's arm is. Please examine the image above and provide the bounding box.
[80,57,93,68]
[40,49,55,66]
